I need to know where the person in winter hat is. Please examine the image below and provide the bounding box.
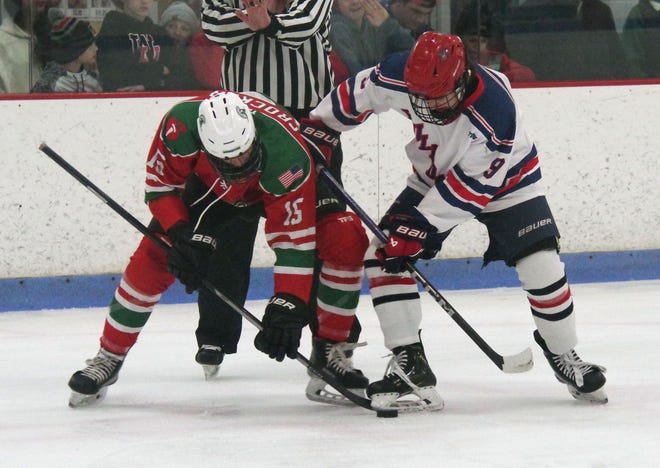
[160,0,199,45]
[158,1,201,90]
[32,16,102,93]
[48,16,96,63]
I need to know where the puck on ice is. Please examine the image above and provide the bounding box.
[376,410,398,418]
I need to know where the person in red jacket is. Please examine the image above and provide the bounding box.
[189,30,225,89]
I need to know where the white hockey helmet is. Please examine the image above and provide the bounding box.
[197,91,262,181]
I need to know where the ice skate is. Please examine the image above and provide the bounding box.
[367,342,444,412]
[534,330,607,404]
[306,337,369,405]
[68,348,125,408]
[195,345,225,380]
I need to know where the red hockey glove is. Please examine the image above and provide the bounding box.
[299,118,340,166]
[375,214,436,274]
[166,222,217,293]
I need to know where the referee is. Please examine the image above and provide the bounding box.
[201,0,335,120]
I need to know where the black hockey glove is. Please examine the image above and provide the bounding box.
[299,118,340,166]
[254,293,309,362]
[166,222,217,293]
[376,214,443,274]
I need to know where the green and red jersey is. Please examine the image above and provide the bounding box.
[144,90,317,302]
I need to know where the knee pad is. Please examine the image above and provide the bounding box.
[123,235,174,295]
[317,211,368,267]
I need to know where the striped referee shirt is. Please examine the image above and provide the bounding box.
[201,0,335,115]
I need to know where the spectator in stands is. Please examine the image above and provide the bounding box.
[188,29,225,89]
[575,0,632,79]
[514,0,617,29]
[159,1,202,90]
[578,0,616,30]
[330,0,415,76]
[0,0,50,93]
[182,0,226,88]
[455,1,535,82]
[384,0,436,39]
[504,0,631,80]
[622,0,660,78]
[32,16,102,93]
[329,49,350,84]
[96,0,176,91]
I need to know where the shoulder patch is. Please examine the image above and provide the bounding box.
[164,117,188,141]
[277,165,304,188]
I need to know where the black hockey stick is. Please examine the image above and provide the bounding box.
[38,142,396,417]
[303,137,533,373]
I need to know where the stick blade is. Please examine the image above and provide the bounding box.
[501,347,534,373]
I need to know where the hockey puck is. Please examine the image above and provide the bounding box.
[376,410,398,418]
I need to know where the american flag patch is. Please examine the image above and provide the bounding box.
[278,165,303,188]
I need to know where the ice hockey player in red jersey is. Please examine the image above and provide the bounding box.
[308,32,607,411]
[67,90,368,407]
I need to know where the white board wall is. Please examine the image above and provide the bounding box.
[1,84,659,278]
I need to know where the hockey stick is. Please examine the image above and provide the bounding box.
[38,142,396,417]
[303,138,533,373]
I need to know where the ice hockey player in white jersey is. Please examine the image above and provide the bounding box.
[308,31,607,411]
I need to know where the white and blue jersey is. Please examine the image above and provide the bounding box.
[310,52,546,235]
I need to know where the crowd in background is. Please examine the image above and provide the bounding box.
[0,0,659,94]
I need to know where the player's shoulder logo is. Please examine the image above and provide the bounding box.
[165,117,187,141]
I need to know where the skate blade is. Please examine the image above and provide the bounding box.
[68,387,109,408]
[305,377,365,406]
[201,364,220,380]
[567,385,608,404]
[370,387,444,413]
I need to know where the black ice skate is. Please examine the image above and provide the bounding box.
[306,337,369,405]
[68,348,125,407]
[534,330,607,404]
[367,342,443,412]
[195,345,225,380]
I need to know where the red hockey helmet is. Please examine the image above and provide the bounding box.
[404,32,471,125]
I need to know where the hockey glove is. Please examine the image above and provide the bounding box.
[166,222,217,293]
[375,214,439,274]
[378,187,425,231]
[299,118,340,166]
[254,293,309,362]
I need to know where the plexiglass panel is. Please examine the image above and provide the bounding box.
[1,0,658,95]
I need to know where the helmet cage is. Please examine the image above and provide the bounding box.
[409,67,471,125]
[207,136,264,183]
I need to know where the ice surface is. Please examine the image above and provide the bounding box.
[1,280,659,467]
